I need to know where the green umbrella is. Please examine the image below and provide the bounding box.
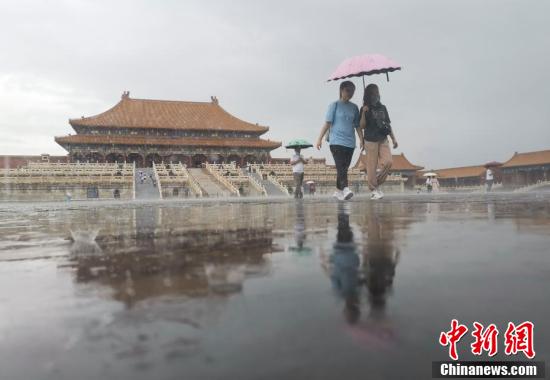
[285,139,313,149]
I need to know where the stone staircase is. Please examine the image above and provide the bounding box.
[248,171,288,196]
[188,168,233,197]
[239,168,266,196]
[134,167,161,200]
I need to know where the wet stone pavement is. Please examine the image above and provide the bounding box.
[0,192,549,380]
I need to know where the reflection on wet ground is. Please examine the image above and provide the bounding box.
[1,193,549,380]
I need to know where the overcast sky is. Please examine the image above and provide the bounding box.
[1,0,549,169]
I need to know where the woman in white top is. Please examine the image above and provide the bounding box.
[426,177,433,193]
[485,168,494,192]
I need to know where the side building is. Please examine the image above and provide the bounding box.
[353,153,423,189]
[389,153,424,189]
[429,165,487,188]
[55,92,281,168]
[501,149,550,189]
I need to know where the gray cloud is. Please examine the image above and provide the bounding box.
[0,0,549,168]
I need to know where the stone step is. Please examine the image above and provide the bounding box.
[135,168,161,199]
[249,171,288,196]
[188,168,232,197]
[240,168,265,196]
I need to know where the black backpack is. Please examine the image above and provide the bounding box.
[364,103,391,140]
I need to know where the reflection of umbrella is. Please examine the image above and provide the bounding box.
[423,172,437,177]
[346,318,396,348]
[328,53,402,84]
[289,246,313,255]
[285,139,313,149]
[305,180,315,184]
[204,264,245,295]
[484,161,502,168]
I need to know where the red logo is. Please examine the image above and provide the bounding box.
[471,322,499,357]
[439,320,535,360]
[439,319,469,360]
[504,321,536,359]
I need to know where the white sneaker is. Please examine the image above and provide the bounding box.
[377,188,384,198]
[370,189,383,200]
[342,187,354,200]
[333,190,344,201]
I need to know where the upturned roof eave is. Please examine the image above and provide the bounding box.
[54,135,281,149]
[68,120,269,134]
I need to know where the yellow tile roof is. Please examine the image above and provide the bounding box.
[69,94,269,133]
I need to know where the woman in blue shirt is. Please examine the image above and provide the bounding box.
[316,81,363,201]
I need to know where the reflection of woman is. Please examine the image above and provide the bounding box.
[336,207,403,346]
[363,207,400,310]
[294,201,306,250]
[328,203,361,324]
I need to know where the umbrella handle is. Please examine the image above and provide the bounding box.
[386,72,390,82]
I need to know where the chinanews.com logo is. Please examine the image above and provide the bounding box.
[433,319,546,378]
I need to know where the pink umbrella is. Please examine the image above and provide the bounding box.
[327,53,402,85]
